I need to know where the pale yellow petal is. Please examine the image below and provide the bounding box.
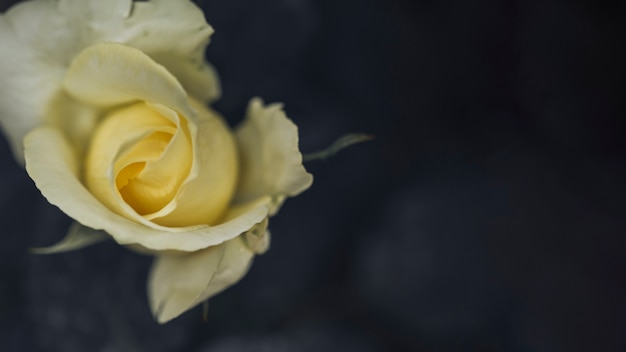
[122,0,220,102]
[148,235,258,323]
[243,218,271,254]
[235,98,313,213]
[58,0,131,20]
[148,244,225,324]
[63,43,192,117]
[84,102,190,225]
[83,99,238,228]
[148,100,238,227]
[150,54,220,104]
[25,127,270,252]
[56,0,220,102]
[0,1,66,162]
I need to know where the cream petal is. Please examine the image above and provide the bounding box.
[148,244,224,324]
[124,0,220,102]
[148,100,238,227]
[78,0,221,101]
[83,102,187,226]
[0,0,219,161]
[57,0,131,20]
[0,2,66,162]
[83,98,238,229]
[149,54,220,105]
[235,98,313,214]
[148,235,258,323]
[243,218,271,254]
[63,43,192,116]
[24,127,271,252]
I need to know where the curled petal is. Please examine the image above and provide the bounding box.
[59,0,220,102]
[83,102,189,226]
[243,218,271,254]
[124,0,220,102]
[147,99,239,227]
[67,43,238,228]
[148,234,259,323]
[0,0,65,162]
[63,42,192,114]
[24,127,270,252]
[235,98,313,214]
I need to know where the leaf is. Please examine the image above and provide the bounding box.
[303,133,374,162]
[30,221,109,254]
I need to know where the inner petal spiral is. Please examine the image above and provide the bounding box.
[84,102,192,223]
[116,131,177,215]
[84,98,239,229]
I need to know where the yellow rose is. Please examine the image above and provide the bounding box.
[0,0,312,323]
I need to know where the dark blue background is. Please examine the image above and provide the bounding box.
[1,0,626,351]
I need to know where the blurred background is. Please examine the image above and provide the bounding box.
[1,0,626,351]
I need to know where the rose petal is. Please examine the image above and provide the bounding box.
[54,0,219,102]
[121,0,220,102]
[83,102,189,225]
[64,44,238,228]
[149,54,220,106]
[63,43,192,115]
[0,0,66,162]
[0,0,219,161]
[24,127,271,252]
[148,235,258,323]
[234,98,313,214]
[147,100,239,227]
[243,218,271,254]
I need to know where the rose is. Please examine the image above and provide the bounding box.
[0,0,312,323]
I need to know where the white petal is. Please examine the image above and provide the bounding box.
[24,127,271,252]
[148,235,257,323]
[235,98,313,213]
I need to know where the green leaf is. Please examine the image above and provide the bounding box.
[303,133,373,162]
[30,221,109,254]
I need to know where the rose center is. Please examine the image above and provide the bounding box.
[115,131,177,215]
[83,100,239,228]
[84,102,194,223]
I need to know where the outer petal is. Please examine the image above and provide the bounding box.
[0,0,66,162]
[122,0,220,102]
[235,98,313,214]
[56,0,220,102]
[24,127,270,252]
[59,0,220,101]
[148,221,266,323]
[243,218,271,254]
[0,0,219,161]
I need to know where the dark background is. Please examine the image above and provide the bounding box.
[2,0,626,351]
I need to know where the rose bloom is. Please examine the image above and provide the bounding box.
[0,0,312,323]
